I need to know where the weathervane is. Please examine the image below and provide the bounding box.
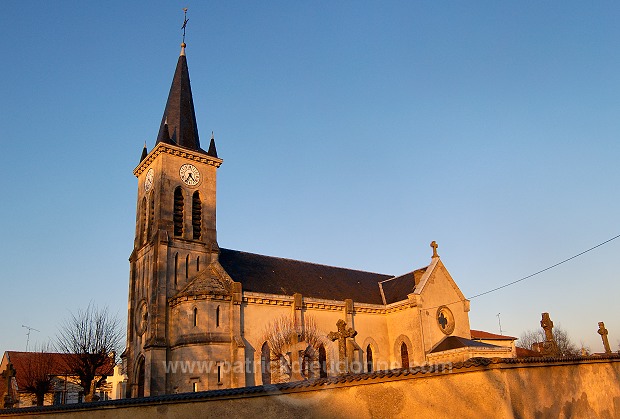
[182,8,189,44]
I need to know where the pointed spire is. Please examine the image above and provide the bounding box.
[140,142,148,162]
[155,49,202,151]
[207,131,218,158]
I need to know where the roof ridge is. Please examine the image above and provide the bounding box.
[220,248,393,277]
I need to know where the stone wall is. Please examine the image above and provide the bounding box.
[2,356,619,419]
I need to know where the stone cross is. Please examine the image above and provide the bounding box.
[2,363,16,409]
[430,241,439,258]
[598,322,612,354]
[328,319,357,374]
[540,312,559,357]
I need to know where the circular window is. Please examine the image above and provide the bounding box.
[436,306,455,335]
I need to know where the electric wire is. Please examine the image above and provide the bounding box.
[426,233,620,311]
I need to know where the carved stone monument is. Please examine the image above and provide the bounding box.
[1,363,16,409]
[328,319,357,374]
[540,312,559,357]
[598,322,612,354]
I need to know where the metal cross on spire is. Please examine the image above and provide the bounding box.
[181,8,189,44]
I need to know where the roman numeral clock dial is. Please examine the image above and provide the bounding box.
[179,164,200,186]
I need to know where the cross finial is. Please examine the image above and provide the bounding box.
[430,241,439,258]
[180,8,189,56]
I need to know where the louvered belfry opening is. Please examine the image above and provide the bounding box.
[147,194,154,239]
[140,197,147,243]
[192,191,202,240]
[173,187,184,236]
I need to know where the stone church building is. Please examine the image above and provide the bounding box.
[122,42,512,398]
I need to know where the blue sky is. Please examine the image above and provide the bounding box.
[1,1,618,354]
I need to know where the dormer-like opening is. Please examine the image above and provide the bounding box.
[192,191,202,240]
[173,187,184,236]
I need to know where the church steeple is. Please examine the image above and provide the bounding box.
[156,46,202,152]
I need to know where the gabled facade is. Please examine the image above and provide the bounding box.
[123,41,508,398]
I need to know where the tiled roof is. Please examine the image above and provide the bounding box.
[429,336,502,353]
[515,347,540,358]
[470,329,517,341]
[380,268,426,304]
[218,248,394,305]
[6,351,115,389]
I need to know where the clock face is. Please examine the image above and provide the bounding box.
[144,168,154,192]
[179,164,200,186]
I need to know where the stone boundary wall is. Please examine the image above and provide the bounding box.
[2,356,620,419]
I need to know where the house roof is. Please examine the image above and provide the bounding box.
[6,352,115,389]
[218,248,395,305]
[515,347,541,358]
[470,329,517,341]
[429,336,502,354]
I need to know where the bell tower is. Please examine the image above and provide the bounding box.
[123,36,223,397]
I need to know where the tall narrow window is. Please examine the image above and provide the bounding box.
[139,197,147,244]
[215,306,220,327]
[366,345,373,373]
[319,344,327,378]
[173,187,184,236]
[261,342,271,385]
[174,253,178,287]
[147,194,154,239]
[185,255,189,278]
[400,342,409,369]
[192,191,202,240]
[192,382,198,392]
[196,256,200,272]
[217,365,222,384]
[193,308,198,327]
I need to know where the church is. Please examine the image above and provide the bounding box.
[122,39,513,398]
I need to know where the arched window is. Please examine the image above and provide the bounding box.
[215,306,220,328]
[196,256,200,272]
[261,342,271,385]
[174,253,178,287]
[366,345,373,373]
[139,197,147,244]
[142,258,146,296]
[136,357,145,398]
[192,191,202,240]
[147,193,154,239]
[400,342,409,369]
[173,187,184,236]
[185,255,189,278]
[193,308,198,327]
[318,344,327,378]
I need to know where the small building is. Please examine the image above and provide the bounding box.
[470,329,518,357]
[0,351,123,407]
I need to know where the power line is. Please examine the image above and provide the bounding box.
[468,233,620,300]
[427,233,620,311]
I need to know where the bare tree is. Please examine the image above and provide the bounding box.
[56,304,122,402]
[517,325,580,357]
[18,344,55,406]
[261,315,327,383]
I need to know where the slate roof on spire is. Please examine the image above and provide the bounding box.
[140,143,148,162]
[156,51,204,153]
[207,132,218,158]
